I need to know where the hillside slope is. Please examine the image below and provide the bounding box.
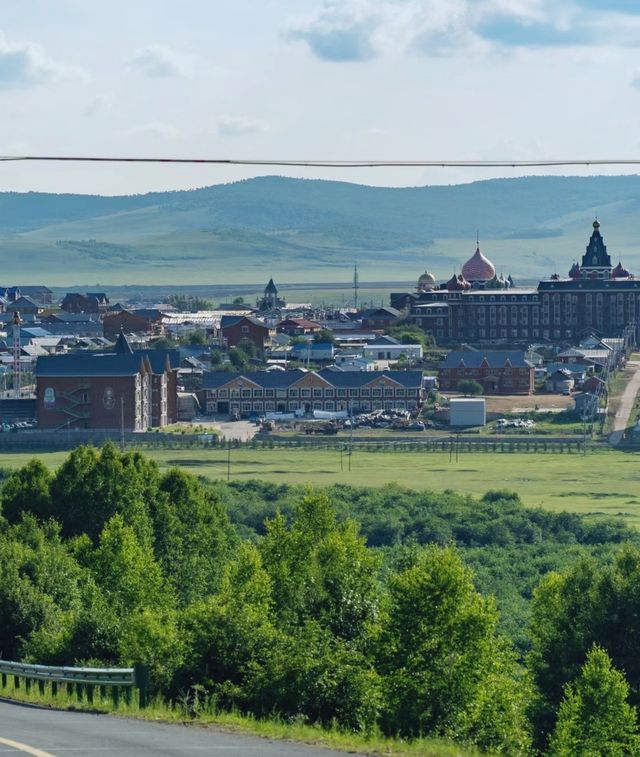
[1,174,640,285]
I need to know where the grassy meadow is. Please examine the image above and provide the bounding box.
[2,446,640,525]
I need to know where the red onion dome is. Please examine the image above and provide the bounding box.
[457,274,471,290]
[569,262,581,279]
[461,246,496,282]
[612,261,630,279]
[445,274,466,291]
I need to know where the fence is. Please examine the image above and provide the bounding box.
[0,659,150,708]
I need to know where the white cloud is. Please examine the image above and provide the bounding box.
[83,93,115,117]
[285,0,640,61]
[0,31,86,88]
[216,115,269,137]
[126,44,193,78]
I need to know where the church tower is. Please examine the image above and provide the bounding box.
[580,219,612,279]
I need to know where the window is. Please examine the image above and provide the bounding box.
[372,388,382,397]
[218,389,227,398]
[241,325,249,334]
[337,388,347,397]
[313,388,323,397]
[253,389,262,398]
[301,388,311,397]
[241,389,251,398]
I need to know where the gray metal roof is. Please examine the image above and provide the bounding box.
[441,350,533,369]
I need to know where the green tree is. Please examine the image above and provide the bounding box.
[529,547,640,746]
[457,379,483,396]
[378,545,530,753]
[313,329,335,344]
[259,492,381,641]
[151,468,236,605]
[1,459,53,523]
[177,542,276,703]
[548,645,640,757]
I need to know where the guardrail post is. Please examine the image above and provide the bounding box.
[134,663,150,708]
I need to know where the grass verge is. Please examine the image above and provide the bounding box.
[0,679,482,756]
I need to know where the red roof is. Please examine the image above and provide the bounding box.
[461,246,496,282]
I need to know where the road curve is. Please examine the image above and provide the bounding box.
[0,699,346,757]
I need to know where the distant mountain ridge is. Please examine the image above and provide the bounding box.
[1,174,640,285]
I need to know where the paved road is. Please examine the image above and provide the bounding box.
[0,700,345,757]
[193,417,259,442]
[609,360,640,446]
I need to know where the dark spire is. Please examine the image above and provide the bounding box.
[265,278,278,294]
[114,330,133,355]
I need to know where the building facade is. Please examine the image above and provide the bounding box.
[438,350,534,394]
[393,222,640,344]
[201,369,424,416]
[35,334,179,430]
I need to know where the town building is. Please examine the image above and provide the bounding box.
[201,369,424,416]
[34,333,179,430]
[361,307,401,330]
[61,292,110,315]
[438,350,534,394]
[221,315,272,349]
[393,221,640,344]
[276,317,322,336]
[256,279,286,312]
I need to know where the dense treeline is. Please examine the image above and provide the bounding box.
[1,444,640,754]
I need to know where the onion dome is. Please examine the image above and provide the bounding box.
[417,270,437,291]
[568,262,581,279]
[498,273,508,288]
[461,245,496,283]
[612,261,630,279]
[445,273,470,291]
[550,273,560,281]
[507,274,515,288]
[486,273,501,289]
[593,218,600,230]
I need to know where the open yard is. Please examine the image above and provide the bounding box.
[2,446,640,525]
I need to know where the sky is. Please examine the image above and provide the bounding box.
[2,0,640,195]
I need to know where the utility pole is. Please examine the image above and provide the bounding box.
[12,311,21,399]
[227,439,231,481]
[120,396,125,450]
[353,263,359,311]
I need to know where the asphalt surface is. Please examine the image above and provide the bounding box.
[0,700,346,756]
[609,359,640,446]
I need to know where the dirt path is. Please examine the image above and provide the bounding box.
[609,360,640,446]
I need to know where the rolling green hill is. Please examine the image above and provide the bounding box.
[2,174,640,285]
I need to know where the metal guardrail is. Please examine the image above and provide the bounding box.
[0,659,150,707]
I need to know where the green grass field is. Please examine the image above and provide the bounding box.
[3,446,640,524]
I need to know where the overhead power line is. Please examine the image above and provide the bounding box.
[3,156,640,168]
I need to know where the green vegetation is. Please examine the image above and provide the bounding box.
[3,444,640,753]
[0,446,640,521]
[7,175,640,285]
[458,379,484,396]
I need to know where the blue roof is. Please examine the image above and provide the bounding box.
[220,315,267,329]
[202,369,423,390]
[441,350,533,369]
[35,353,146,377]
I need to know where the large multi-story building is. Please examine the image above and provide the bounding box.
[392,221,640,344]
[35,333,179,430]
[201,369,424,416]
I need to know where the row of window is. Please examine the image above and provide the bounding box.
[208,386,410,398]
[207,400,410,413]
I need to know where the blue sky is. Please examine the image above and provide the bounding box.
[2,0,640,194]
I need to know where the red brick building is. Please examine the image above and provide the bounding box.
[35,334,178,430]
[221,315,272,349]
[438,350,534,395]
[276,317,322,336]
[103,309,165,340]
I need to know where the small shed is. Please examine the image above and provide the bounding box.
[450,398,486,427]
